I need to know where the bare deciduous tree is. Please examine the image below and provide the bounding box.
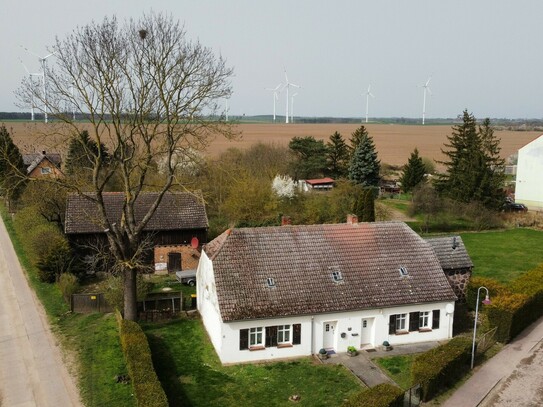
[16,13,234,320]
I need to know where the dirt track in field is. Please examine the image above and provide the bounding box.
[5,121,540,168]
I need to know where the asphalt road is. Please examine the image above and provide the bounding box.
[442,315,543,407]
[0,216,81,407]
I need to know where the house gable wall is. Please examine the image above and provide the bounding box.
[516,135,543,209]
[197,251,223,354]
[28,158,63,178]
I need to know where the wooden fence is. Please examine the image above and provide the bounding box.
[71,293,113,313]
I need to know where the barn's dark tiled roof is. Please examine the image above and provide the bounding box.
[425,236,473,271]
[205,222,457,322]
[65,191,208,234]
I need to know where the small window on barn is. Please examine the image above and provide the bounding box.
[399,266,409,277]
[40,167,52,174]
[266,277,276,288]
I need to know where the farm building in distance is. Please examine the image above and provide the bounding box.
[515,135,543,210]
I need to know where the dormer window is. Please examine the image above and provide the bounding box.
[399,266,409,277]
[266,277,276,288]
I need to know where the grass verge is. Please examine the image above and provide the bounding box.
[143,318,363,406]
[0,205,134,407]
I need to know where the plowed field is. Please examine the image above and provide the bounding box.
[6,121,539,168]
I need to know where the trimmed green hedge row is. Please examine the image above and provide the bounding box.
[342,383,404,407]
[411,337,472,402]
[116,312,168,407]
[468,266,543,343]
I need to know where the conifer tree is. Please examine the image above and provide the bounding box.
[400,148,426,193]
[362,188,376,222]
[326,131,349,178]
[65,131,109,177]
[436,111,505,210]
[0,125,26,209]
[349,125,369,153]
[348,131,380,187]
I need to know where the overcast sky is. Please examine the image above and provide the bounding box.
[2,1,542,119]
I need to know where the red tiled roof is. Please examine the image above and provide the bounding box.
[65,191,208,234]
[305,177,335,185]
[205,222,457,322]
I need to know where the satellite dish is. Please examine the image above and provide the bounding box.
[191,237,199,249]
[445,303,454,314]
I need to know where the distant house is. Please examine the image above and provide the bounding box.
[197,218,457,364]
[516,135,543,210]
[298,177,335,192]
[425,236,473,302]
[64,191,208,273]
[23,151,63,178]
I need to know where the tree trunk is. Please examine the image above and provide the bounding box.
[123,268,138,321]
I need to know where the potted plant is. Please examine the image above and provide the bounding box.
[382,341,393,351]
[347,346,358,357]
[318,348,328,360]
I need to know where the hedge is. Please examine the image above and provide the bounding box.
[465,276,510,311]
[342,383,404,407]
[469,265,543,343]
[116,312,168,407]
[411,337,472,401]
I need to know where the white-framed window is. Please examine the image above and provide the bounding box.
[249,327,263,347]
[40,167,52,174]
[277,325,291,344]
[419,311,431,329]
[396,313,407,331]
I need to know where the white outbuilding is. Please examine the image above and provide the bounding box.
[516,135,543,210]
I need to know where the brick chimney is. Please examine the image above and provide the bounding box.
[281,215,292,226]
[346,214,358,225]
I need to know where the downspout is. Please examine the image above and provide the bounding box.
[311,316,315,355]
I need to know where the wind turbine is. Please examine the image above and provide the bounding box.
[421,76,432,125]
[21,46,56,123]
[290,93,298,123]
[19,59,43,121]
[283,70,300,124]
[364,85,375,123]
[225,98,229,122]
[265,84,282,122]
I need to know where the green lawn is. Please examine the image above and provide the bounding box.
[374,355,416,390]
[461,229,543,282]
[63,313,136,407]
[143,319,363,407]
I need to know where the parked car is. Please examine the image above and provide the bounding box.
[503,202,528,212]
[175,269,197,286]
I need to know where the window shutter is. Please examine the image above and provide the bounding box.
[409,312,420,332]
[433,310,440,329]
[293,324,301,345]
[239,329,249,350]
[266,326,278,347]
[389,315,397,335]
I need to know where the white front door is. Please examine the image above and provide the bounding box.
[360,318,374,346]
[323,321,337,350]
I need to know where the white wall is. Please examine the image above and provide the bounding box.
[516,135,543,210]
[213,301,454,364]
[196,251,223,353]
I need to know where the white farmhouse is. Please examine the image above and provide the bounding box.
[197,218,457,365]
[516,135,543,210]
